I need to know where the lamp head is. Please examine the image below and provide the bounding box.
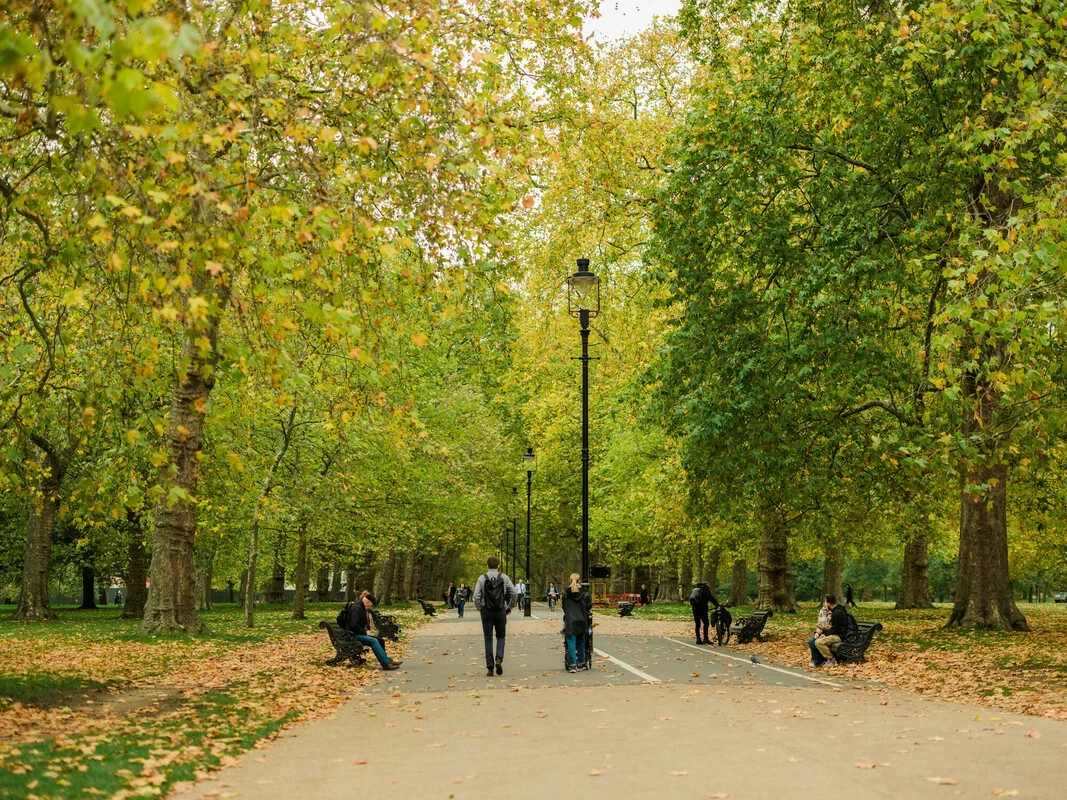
[567,258,600,318]
[523,446,535,468]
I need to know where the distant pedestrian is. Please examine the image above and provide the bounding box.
[562,573,593,672]
[456,583,469,617]
[447,582,457,608]
[473,556,516,677]
[639,584,651,606]
[516,579,527,611]
[845,583,858,608]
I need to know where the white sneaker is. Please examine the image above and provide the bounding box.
[809,661,816,668]
[826,659,838,667]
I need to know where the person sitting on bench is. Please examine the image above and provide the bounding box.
[808,595,847,668]
[341,593,402,671]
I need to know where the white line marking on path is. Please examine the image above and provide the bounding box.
[593,648,662,683]
[664,638,845,688]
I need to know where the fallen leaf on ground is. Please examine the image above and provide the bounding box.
[924,777,959,785]
[668,770,689,776]
[1025,729,1042,738]
[856,762,877,769]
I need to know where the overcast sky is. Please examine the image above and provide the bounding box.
[585,0,683,42]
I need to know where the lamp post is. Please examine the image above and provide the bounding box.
[523,447,534,616]
[511,487,518,584]
[567,258,600,585]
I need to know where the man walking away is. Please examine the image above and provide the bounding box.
[688,580,718,644]
[808,595,849,667]
[473,556,516,676]
[845,583,858,608]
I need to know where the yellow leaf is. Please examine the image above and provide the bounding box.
[411,332,429,348]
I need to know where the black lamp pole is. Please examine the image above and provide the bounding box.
[511,487,518,579]
[523,447,534,616]
[567,258,600,586]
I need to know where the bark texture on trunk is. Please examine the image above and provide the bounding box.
[729,558,749,606]
[897,529,933,609]
[15,469,64,622]
[375,550,397,604]
[679,551,694,595]
[141,320,223,635]
[316,565,330,602]
[948,461,1028,629]
[756,516,795,612]
[822,545,843,604]
[265,552,285,604]
[330,562,343,601]
[293,522,309,620]
[701,547,721,594]
[122,517,148,620]
[79,566,98,610]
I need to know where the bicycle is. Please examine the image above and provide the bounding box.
[711,602,732,646]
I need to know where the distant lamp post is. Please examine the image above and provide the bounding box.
[567,258,600,585]
[523,446,535,616]
[510,487,518,584]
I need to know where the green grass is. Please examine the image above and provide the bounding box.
[0,674,112,706]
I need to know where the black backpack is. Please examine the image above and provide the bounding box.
[689,585,704,603]
[844,611,859,634]
[336,603,352,629]
[483,574,507,611]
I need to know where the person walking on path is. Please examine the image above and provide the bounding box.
[473,556,516,676]
[341,594,403,671]
[562,573,593,672]
[688,580,719,644]
[639,584,651,606]
[516,579,527,612]
[456,583,469,617]
[808,595,848,668]
[546,582,560,611]
[845,583,858,607]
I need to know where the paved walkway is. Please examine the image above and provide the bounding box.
[188,604,1067,799]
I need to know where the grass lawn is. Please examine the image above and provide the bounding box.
[610,600,1067,719]
[0,602,426,800]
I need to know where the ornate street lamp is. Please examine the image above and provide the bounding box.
[567,258,600,585]
[510,487,518,581]
[523,446,535,616]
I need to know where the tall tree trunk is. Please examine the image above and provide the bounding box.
[97,572,110,606]
[293,521,309,620]
[265,551,285,604]
[822,545,843,603]
[375,549,397,603]
[702,547,721,593]
[79,566,98,610]
[402,550,416,601]
[195,568,210,611]
[330,561,343,601]
[122,515,148,620]
[897,527,934,609]
[948,461,1028,629]
[238,568,248,607]
[316,564,330,602]
[756,513,795,612]
[388,550,404,605]
[14,455,66,621]
[729,558,749,606]
[345,562,356,602]
[679,550,694,594]
[244,405,298,628]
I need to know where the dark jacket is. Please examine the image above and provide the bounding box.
[828,604,850,637]
[344,600,371,634]
[561,586,593,636]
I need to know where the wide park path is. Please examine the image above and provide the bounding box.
[187,604,1067,799]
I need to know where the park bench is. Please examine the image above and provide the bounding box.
[830,621,883,664]
[730,609,773,644]
[617,601,635,617]
[318,620,367,666]
[417,599,437,616]
[371,609,401,641]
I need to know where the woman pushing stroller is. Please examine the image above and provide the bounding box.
[562,573,593,672]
